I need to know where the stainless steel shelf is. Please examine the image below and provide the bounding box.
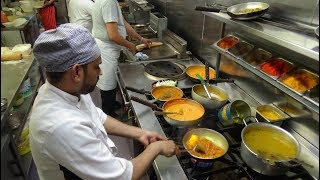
[212,45,319,115]
[1,56,35,130]
[203,12,319,61]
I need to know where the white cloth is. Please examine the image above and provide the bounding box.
[92,0,127,91]
[29,81,133,180]
[68,0,94,32]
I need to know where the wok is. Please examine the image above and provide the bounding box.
[182,128,229,160]
[195,2,269,20]
[126,86,183,102]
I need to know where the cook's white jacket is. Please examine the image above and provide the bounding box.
[29,81,133,180]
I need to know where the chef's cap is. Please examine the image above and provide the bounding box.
[33,23,100,72]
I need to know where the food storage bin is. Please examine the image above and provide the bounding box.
[259,57,294,79]
[227,41,254,58]
[242,48,272,67]
[278,68,319,94]
[256,104,289,126]
[213,35,239,53]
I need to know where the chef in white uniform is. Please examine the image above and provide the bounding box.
[30,24,178,180]
[92,0,152,117]
[68,0,94,32]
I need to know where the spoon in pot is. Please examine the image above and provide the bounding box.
[196,74,213,99]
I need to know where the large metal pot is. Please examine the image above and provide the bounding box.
[240,122,300,176]
[191,84,228,112]
[162,98,205,127]
[195,2,269,20]
[182,128,229,160]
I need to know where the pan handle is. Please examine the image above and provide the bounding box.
[130,96,163,111]
[242,116,259,126]
[195,6,221,12]
[126,86,149,94]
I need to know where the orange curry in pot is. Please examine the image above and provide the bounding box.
[163,99,205,121]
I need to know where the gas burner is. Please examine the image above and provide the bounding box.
[144,61,186,81]
[190,158,214,170]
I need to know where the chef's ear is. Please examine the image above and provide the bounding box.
[70,64,82,82]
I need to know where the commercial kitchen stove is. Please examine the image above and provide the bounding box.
[116,58,317,180]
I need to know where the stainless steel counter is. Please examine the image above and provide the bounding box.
[1,56,35,129]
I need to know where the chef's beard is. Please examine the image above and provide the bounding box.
[79,70,98,95]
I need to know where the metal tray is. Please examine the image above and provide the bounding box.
[212,34,239,53]
[259,57,294,80]
[242,47,272,68]
[273,101,310,118]
[277,68,319,95]
[256,104,290,126]
[227,41,254,59]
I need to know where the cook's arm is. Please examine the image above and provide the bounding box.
[106,22,136,53]
[124,18,152,47]
[42,0,55,8]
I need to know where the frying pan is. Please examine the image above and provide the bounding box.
[126,86,183,102]
[182,128,229,160]
[195,2,269,20]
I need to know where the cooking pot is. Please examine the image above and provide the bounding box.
[130,96,205,127]
[162,98,205,127]
[195,2,269,20]
[186,65,216,83]
[126,86,183,102]
[182,128,229,160]
[240,121,300,176]
[191,84,228,112]
[218,100,251,126]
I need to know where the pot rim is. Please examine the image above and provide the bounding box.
[241,122,301,162]
[192,84,229,102]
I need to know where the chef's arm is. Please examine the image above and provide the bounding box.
[104,116,145,139]
[106,22,136,53]
[43,0,55,7]
[123,19,143,42]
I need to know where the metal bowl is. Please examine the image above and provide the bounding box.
[182,128,229,160]
[191,84,228,112]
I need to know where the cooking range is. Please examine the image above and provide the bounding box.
[144,89,313,180]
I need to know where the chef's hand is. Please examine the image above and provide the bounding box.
[128,43,137,54]
[138,130,165,146]
[156,140,178,157]
[140,37,152,48]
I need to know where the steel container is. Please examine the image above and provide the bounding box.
[240,122,300,176]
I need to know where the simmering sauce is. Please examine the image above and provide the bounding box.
[152,86,183,101]
[165,101,204,121]
[187,66,215,80]
[244,127,297,161]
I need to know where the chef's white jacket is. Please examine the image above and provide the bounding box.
[68,0,94,32]
[29,81,133,180]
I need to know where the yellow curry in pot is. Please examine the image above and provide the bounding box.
[244,128,298,161]
[165,101,204,121]
[152,86,183,101]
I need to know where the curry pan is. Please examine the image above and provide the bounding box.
[182,128,229,160]
[162,98,205,127]
[126,86,183,102]
[195,2,269,20]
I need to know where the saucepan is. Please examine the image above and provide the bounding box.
[195,2,269,20]
[126,86,183,102]
[240,119,302,176]
[130,96,205,127]
[182,128,229,160]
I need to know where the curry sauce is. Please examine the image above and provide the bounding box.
[186,66,215,80]
[186,135,224,159]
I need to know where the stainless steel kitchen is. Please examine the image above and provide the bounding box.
[1,0,319,179]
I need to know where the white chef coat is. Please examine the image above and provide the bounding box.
[92,0,127,91]
[29,81,133,180]
[68,0,94,32]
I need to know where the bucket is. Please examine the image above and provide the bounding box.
[218,100,251,126]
